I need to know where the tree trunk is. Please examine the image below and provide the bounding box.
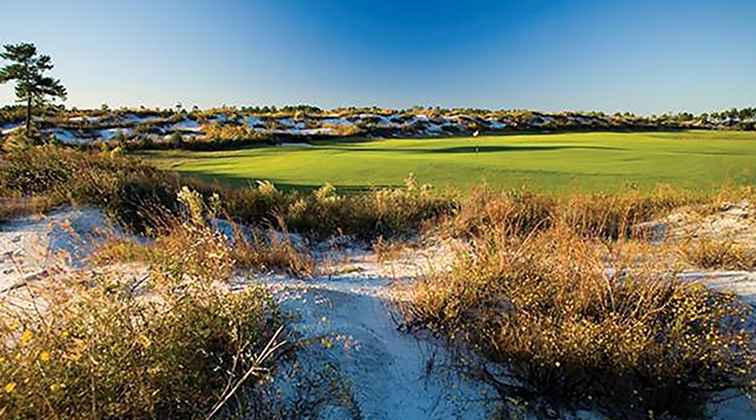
[25,95,31,133]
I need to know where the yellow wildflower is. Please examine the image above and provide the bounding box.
[137,334,152,348]
[20,330,33,346]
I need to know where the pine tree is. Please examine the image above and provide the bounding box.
[0,43,67,134]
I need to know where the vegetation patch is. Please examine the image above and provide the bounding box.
[442,184,703,240]
[678,238,756,271]
[0,146,454,241]
[0,145,178,232]
[142,131,756,193]
[0,260,284,419]
[92,187,316,278]
[402,225,755,418]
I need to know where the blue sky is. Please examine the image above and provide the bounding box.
[1,0,754,114]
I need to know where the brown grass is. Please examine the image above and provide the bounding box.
[0,262,284,419]
[678,238,756,270]
[92,189,315,279]
[402,224,755,417]
[442,184,701,241]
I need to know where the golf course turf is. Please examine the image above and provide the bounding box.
[140,130,756,193]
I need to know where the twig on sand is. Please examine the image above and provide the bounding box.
[205,325,287,420]
[0,269,48,294]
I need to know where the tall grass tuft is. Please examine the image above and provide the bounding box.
[443,184,702,240]
[92,187,315,278]
[678,238,756,270]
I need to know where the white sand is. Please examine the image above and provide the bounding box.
[1,208,753,419]
[47,128,90,145]
[170,118,202,132]
[99,128,133,140]
[253,240,493,419]
[0,208,114,292]
[1,122,22,134]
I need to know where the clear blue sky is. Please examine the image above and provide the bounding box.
[1,0,754,114]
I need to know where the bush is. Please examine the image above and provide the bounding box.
[558,186,696,239]
[0,146,179,233]
[443,186,553,237]
[166,132,183,147]
[2,128,37,152]
[403,225,755,417]
[93,187,314,278]
[205,175,454,240]
[322,123,362,137]
[0,260,283,419]
[0,146,455,240]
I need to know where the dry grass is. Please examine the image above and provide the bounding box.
[321,123,362,137]
[373,236,414,263]
[442,184,701,241]
[0,196,56,223]
[3,144,755,418]
[442,186,554,237]
[678,238,756,271]
[402,224,755,418]
[0,147,454,241]
[0,260,284,419]
[0,145,179,233]
[232,226,316,278]
[92,188,315,278]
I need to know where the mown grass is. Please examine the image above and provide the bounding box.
[141,130,756,193]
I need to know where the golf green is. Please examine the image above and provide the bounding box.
[140,130,756,193]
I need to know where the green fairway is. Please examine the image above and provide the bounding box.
[140,131,756,193]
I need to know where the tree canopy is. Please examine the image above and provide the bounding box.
[0,42,66,131]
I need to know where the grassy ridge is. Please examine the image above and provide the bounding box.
[141,131,756,193]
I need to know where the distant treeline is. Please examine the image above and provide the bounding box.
[2,103,755,124]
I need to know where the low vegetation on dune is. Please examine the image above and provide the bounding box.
[2,99,756,153]
[0,145,176,231]
[402,223,755,418]
[678,238,756,271]
[92,186,317,278]
[440,183,751,240]
[0,145,454,240]
[1,145,755,418]
[0,237,285,419]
